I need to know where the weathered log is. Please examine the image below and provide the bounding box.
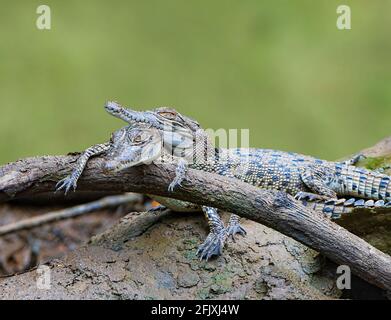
[0,155,391,290]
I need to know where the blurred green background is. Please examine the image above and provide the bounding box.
[1,0,390,164]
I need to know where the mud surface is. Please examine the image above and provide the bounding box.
[0,211,341,300]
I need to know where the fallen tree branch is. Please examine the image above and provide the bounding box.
[1,155,391,290]
[0,193,141,237]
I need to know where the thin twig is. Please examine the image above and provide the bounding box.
[0,193,141,237]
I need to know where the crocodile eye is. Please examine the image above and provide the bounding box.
[133,135,143,143]
[131,131,150,144]
[158,111,177,119]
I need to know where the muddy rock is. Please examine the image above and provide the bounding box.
[0,211,341,299]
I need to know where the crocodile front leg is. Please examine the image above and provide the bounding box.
[168,158,187,192]
[56,142,111,194]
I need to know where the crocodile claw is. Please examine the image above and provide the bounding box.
[55,175,78,195]
[226,214,247,242]
[168,177,183,192]
[197,231,227,261]
[168,159,187,192]
[227,224,247,242]
[168,176,185,192]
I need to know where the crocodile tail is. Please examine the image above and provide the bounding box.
[340,166,391,201]
[300,198,391,220]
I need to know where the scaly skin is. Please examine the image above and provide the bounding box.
[105,102,391,203]
[56,142,111,194]
[56,124,236,259]
[102,125,391,211]
[104,102,246,253]
[104,102,247,258]
[102,126,391,258]
[57,102,391,259]
[104,125,246,259]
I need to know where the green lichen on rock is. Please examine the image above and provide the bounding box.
[179,237,199,260]
[196,287,211,300]
[183,249,197,261]
[357,156,391,171]
[253,278,269,296]
[182,238,199,250]
[196,266,236,299]
[209,272,233,294]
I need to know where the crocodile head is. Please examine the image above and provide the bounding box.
[105,101,199,131]
[104,125,163,172]
[105,101,202,150]
[148,106,201,132]
[105,101,162,128]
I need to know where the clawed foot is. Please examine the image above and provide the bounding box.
[294,191,330,201]
[197,230,227,261]
[55,174,78,195]
[168,159,187,192]
[168,176,184,192]
[226,223,247,242]
[226,214,246,241]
